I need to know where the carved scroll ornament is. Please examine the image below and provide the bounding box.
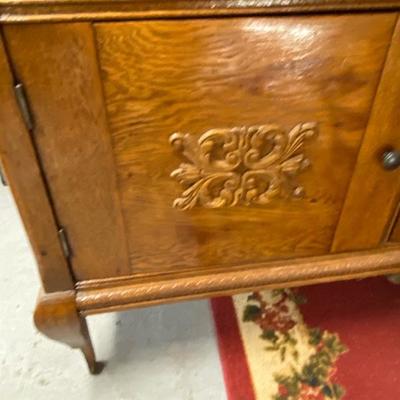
[169,122,317,210]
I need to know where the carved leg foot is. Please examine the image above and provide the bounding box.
[34,290,104,374]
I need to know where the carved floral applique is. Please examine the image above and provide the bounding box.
[169,123,317,210]
[242,290,347,400]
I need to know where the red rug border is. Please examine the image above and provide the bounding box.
[211,296,256,400]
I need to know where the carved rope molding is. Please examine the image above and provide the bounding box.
[169,122,318,210]
[77,248,400,314]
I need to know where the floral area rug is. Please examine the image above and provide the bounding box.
[211,277,400,400]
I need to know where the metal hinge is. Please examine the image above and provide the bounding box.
[58,227,72,259]
[14,82,34,131]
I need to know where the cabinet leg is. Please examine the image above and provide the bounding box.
[34,289,104,374]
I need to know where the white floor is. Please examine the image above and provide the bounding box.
[0,185,227,400]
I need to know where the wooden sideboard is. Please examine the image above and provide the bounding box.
[1,0,400,373]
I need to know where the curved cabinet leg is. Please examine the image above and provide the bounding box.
[34,290,104,374]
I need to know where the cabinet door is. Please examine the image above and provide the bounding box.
[332,18,400,251]
[3,15,398,281]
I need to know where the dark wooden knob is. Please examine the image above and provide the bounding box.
[382,149,400,170]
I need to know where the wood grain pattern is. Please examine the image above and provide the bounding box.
[332,17,400,251]
[4,23,131,281]
[76,247,400,314]
[96,15,394,275]
[169,122,317,210]
[1,0,400,23]
[0,32,74,292]
[2,7,400,374]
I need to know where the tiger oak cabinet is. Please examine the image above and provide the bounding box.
[1,0,400,374]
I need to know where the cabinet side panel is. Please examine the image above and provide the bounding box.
[332,16,400,251]
[95,15,395,274]
[0,32,74,291]
[3,24,131,280]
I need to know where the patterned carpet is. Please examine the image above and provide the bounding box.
[212,277,400,400]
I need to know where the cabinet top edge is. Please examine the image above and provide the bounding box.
[1,0,399,24]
